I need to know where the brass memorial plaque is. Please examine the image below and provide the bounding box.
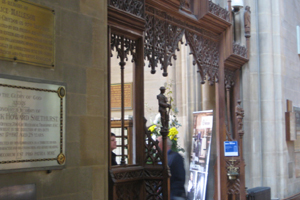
[0,0,54,67]
[0,78,66,171]
[111,83,133,110]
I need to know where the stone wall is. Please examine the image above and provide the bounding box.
[0,0,108,199]
[281,0,300,197]
[242,0,300,198]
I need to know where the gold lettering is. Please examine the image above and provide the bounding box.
[10,9,35,21]
[0,6,8,14]
[7,1,22,9]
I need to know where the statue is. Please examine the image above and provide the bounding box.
[244,6,251,38]
[235,100,244,136]
[157,86,171,130]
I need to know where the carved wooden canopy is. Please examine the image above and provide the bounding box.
[108,0,248,86]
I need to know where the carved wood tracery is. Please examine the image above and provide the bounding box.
[227,178,241,195]
[224,69,235,89]
[111,33,137,66]
[225,43,248,72]
[185,30,220,85]
[144,168,165,198]
[113,169,144,181]
[145,128,163,164]
[145,5,221,83]
[145,180,163,200]
[208,0,230,22]
[233,42,247,58]
[116,181,142,199]
[144,12,185,76]
[144,113,163,165]
[109,0,144,18]
[226,159,241,195]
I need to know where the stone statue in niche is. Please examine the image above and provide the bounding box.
[244,6,251,38]
[236,100,244,136]
[157,86,171,130]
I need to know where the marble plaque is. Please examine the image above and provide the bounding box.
[0,78,66,171]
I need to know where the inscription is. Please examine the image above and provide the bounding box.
[0,78,66,170]
[0,0,54,67]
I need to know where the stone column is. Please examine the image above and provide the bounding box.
[201,83,216,110]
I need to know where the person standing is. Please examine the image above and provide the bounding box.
[157,136,186,200]
[111,132,118,166]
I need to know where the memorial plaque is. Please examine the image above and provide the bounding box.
[0,78,66,171]
[111,83,132,110]
[0,0,54,67]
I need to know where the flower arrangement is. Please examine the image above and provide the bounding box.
[148,114,185,153]
[168,126,185,152]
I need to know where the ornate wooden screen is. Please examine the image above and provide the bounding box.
[108,0,250,199]
[108,0,146,198]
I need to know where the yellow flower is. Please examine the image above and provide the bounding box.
[170,135,174,140]
[148,125,156,132]
[174,137,177,141]
[169,127,178,136]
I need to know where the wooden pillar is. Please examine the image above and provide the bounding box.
[233,70,246,200]
[135,37,145,166]
[161,129,170,200]
[214,32,227,200]
[119,35,126,165]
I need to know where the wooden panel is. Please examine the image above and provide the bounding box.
[286,112,296,141]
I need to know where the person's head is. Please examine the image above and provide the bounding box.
[157,136,172,151]
[111,133,117,151]
[159,86,166,93]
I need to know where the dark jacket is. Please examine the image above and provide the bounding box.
[111,152,118,166]
[168,150,186,198]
